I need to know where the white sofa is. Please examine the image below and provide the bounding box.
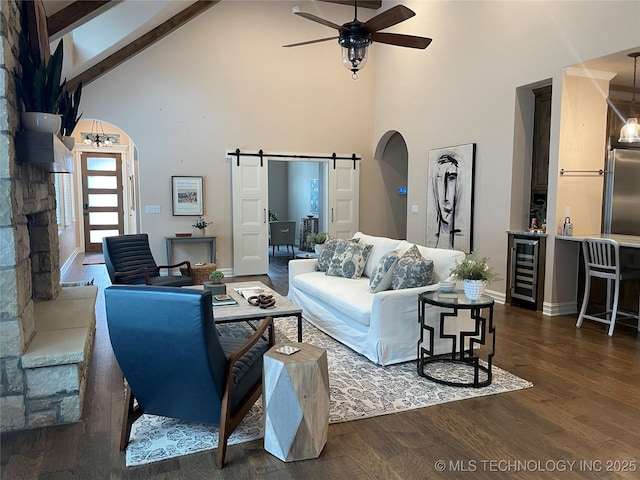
[288,232,472,366]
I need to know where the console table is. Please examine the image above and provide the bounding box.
[418,291,495,388]
[165,236,216,265]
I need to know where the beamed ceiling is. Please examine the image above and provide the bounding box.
[37,0,382,92]
[35,1,637,93]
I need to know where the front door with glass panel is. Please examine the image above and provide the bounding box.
[81,152,124,253]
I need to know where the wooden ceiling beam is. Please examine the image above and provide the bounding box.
[66,0,220,92]
[318,1,382,9]
[47,1,120,42]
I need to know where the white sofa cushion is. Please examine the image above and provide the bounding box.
[291,272,373,326]
[352,232,403,278]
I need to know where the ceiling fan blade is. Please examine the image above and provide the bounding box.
[295,12,346,31]
[361,5,415,33]
[283,36,339,48]
[371,32,432,49]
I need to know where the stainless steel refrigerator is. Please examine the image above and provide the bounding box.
[602,138,640,236]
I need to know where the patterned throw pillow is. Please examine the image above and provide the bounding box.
[369,250,401,293]
[326,241,373,279]
[316,237,339,271]
[392,244,434,289]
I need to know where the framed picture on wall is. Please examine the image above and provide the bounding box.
[425,143,476,253]
[172,176,203,216]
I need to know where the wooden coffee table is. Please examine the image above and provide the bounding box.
[189,281,304,342]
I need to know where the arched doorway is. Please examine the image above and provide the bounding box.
[373,131,409,239]
[73,119,138,253]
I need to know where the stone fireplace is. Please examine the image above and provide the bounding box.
[1,0,96,432]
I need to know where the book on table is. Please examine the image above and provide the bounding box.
[234,286,266,299]
[211,294,238,307]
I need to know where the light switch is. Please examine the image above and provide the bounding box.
[146,205,161,214]
[411,205,419,214]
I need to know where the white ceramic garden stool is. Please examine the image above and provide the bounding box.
[263,342,330,462]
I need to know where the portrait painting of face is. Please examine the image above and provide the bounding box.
[426,144,475,252]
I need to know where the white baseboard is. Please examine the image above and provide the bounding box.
[485,289,506,304]
[543,301,577,317]
[60,248,80,279]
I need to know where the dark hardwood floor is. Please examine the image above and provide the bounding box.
[2,251,639,479]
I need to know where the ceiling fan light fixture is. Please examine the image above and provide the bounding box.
[339,35,371,79]
[619,52,640,143]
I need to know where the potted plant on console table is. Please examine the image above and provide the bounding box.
[450,254,500,300]
[307,232,328,255]
[192,217,211,236]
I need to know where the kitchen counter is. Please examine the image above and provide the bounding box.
[506,230,548,237]
[556,233,640,248]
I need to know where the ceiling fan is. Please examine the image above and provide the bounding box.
[284,1,432,79]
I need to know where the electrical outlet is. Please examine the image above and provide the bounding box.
[411,205,419,214]
[145,205,161,214]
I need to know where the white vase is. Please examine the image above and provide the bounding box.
[314,244,324,255]
[193,228,205,236]
[463,279,486,300]
[21,112,62,134]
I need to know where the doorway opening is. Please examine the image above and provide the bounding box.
[268,160,328,255]
[74,119,138,254]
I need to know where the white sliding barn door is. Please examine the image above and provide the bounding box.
[328,160,359,239]
[231,155,269,276]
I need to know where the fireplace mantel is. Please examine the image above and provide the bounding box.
[15,131,73,173]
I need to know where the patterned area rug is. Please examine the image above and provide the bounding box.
[126,317,532,467]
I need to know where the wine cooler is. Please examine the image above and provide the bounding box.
[509,236,541,309]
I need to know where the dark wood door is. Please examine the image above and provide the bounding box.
[81,152,124,253]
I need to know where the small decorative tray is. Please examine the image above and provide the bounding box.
[175,233,192,237]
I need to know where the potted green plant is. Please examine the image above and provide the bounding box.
[307,232,328,254]
[450,253,501,300]
[192,217,211,236]
[59,82,83,150]
[16,32,65,133]
[208,270,225,284]
[203,270,226,295]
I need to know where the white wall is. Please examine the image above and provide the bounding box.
[79,1,375,269]
[77,0,640,306]
[372,0,640,303]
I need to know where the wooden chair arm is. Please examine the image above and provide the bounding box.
[114,267,152,285]
[225,317,274,377]
[157,260,192,277]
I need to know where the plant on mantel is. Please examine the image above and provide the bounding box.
[16,33,64,115]
[59,82,83,143]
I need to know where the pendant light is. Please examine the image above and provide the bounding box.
[619,52,640,143]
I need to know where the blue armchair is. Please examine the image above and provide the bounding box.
[104,285,275,468]
[103,233,193,286]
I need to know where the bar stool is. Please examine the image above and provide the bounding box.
[576,238,640,336]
